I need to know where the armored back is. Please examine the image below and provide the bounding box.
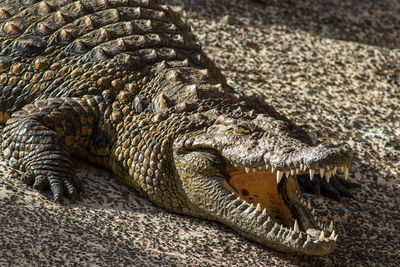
[0,0,225,122]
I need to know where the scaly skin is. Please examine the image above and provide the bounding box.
[0,0,353,255]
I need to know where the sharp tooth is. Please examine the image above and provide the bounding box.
[300,163,304,171]
[285,171,290,177]
[307,201,311,210]
[234,163,238,168]
[333,235,338,242]
[309,169,315,180]
[265,164,269,170]
[333,167,337,175]
[296,168,300,174]
[329,220,334,232]
[258,166,262,170]
[294,220,300,233]
[256,203,261,211]
[306,234,311,242]
[271,166,275,172]
[319,231,325,242]
[325,171,331,180]
[344,167,349,180]
[250,206,259,217]
[244,204,254,215]
[262,208,267,217]
[262,217,271,228]
[327,173,331,183]
[329,230,335,240]
[245,167,249,173]
[290,169,295,176]
[239,200,248,208]
[276,171,284,184]
[311,209,315,216]
[252,168,256,172]
[234,200,247,213]
[320,168,325,177]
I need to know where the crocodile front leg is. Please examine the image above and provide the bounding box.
[1,95,106,202]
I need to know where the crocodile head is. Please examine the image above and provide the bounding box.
[173,112,352,255]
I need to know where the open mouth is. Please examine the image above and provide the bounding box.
[224,163,349,243]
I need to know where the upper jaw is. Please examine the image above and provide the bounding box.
[176,129,353,188]
[222,140,353,182]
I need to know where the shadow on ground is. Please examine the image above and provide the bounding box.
[172,0,400,49]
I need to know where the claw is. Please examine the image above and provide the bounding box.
[53,195,63,203]
[64,178,77,202]
[33,175,47,191]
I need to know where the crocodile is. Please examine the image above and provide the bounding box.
[0,0,354,255]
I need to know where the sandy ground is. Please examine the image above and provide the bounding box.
[1,0,399,266]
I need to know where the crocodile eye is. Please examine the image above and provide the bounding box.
[237,125,251,134]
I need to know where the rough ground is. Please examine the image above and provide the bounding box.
[0,0,399,266]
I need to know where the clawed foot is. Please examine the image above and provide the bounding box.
[298,174,360,200]
[19,171,78,203]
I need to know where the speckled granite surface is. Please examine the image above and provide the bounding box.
[1,0,399,266]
